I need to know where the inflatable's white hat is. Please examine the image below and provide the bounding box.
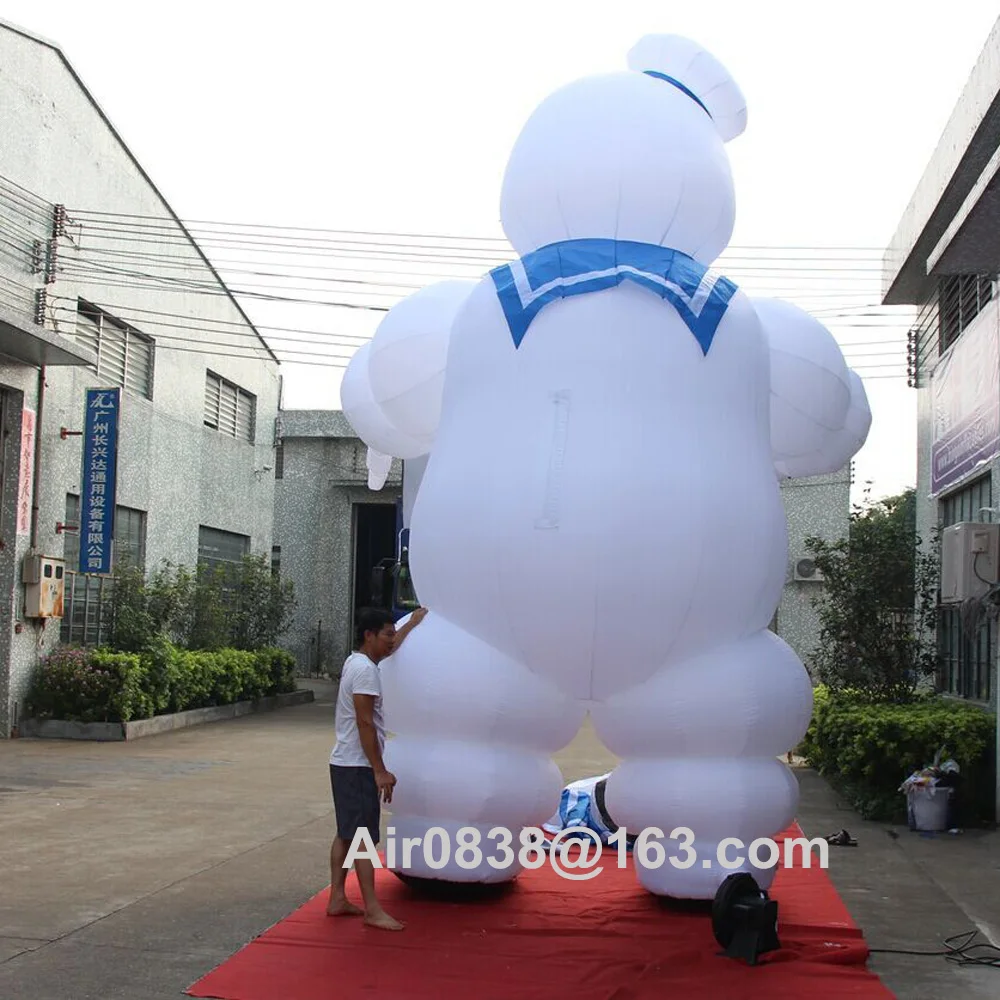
[627,34,747,143]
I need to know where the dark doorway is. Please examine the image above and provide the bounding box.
[351,502,398,628]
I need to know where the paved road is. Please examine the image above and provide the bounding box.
[0,680,997,999]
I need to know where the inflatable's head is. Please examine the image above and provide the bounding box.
[499,34,747,265]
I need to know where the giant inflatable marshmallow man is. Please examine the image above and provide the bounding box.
[340,34,872,900]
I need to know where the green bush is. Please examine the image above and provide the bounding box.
[25,643,298,724]
[107,556,296,654]
[798,684,996,824]
[23,646,152,723]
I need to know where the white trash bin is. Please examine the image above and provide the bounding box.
[906,785,952,832]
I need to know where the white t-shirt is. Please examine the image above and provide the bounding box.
[329,651,385,768]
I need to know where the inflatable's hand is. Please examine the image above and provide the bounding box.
[340,280,477,461]
[753,297,872,480]
[366,447,393,490]
[775,368,872,479]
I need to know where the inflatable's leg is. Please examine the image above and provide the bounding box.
[590,630,812,899]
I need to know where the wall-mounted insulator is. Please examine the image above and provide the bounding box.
[33,287,47,326]
[43,238,57,285]
[52,204,66,239]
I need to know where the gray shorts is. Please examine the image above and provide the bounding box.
[329,764,380,846]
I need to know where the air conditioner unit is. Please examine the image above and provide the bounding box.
[22,555,66,619]
[940,522,1000,603]
[793,557,825,582]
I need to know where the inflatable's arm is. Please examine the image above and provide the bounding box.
[339,280,476,488]
[752,297,872,480]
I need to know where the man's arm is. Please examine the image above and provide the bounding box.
[391,606,428,652]
[353,694,387,773]
[353,693,396,803]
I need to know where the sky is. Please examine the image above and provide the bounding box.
[3,0,1000,503]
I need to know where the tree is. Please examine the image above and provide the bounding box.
[228,555,297,651]
[804,487,939,702]
[101,555,296,653]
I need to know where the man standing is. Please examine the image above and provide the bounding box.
[326,605,427,930]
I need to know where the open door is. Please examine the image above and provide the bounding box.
[391,494,419,615]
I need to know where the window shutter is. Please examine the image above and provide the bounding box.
[75,301,153,399]
[204,371,256,442]
[204,373,221,428]
[99,323,128,387]
[219,381,238,437]
[75,307,100,359]
[235,390,254,443]
[125,331,153,398]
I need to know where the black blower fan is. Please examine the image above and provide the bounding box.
[711,872,781,965]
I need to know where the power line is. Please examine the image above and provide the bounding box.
[0,174,52,209]
[48,297,376,344]
[35,332,909,378]
[56,260,901,319]
[63,214,894,265]
[57,250,897,298]
[66,229,891,276]
[0,176,912,379]
[46,296,908,350]
[47,302,908,375]
[61,241,892,282]
[51,272,392,311]
[64,208,895,254]
[0,181,52,225]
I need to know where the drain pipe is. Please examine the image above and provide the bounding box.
[29,364,45,553]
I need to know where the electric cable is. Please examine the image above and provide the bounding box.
[0,174,919,383]
[61,215,895,263]
[46,299,909,368]
[45,298,910,372]
[868,928,1000,968]
[42,309,911,375]
[60,243,904,288]
[63,206,896,250]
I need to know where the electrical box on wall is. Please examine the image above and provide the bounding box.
[940,522,1000,603]
[22,555,66,619]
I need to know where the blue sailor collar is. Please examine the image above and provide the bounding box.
[489,238,738,355]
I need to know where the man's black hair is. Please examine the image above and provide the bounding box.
[354,607,395,647]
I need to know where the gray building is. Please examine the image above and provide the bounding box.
[273,410,402,674]
[881,18,1000,804]
[275,409,850,679]
[0,19,281,737]
[776,468,853,670]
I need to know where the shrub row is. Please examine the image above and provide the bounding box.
[25,641,297,724]
[797,684,997,825]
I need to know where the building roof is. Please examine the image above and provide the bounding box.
[881,16,1000,304]
[0,17,280,365]
[277,409,359,439]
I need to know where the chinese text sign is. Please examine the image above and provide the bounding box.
[79,388,121,575]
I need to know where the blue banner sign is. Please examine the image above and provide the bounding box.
[79,388,121,574]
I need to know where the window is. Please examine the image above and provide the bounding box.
[76,300,154,399]
[274,442,284,479]
[204,371,255,443]
[271,545,281,577]
[938,274,995,356]
[198,525,250,574]
[60,493,147,646]
[908,273,998,388]
[937,474,994,702]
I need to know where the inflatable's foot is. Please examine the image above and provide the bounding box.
[384,816,526,883]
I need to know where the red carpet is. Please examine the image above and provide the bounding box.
[187,825,895,1000]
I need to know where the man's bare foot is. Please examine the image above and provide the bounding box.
[326,898,363,917]
[363,910,405,931]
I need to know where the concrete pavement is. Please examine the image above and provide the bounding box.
[0,678,998,999]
